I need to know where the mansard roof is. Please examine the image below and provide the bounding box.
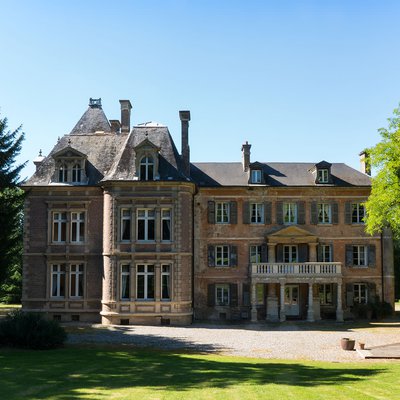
[69,104,111,135]
[190,162,371,187]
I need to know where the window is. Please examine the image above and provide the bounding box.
[353,283,368,304]
[216,245,230,266]
[139,156,154,181]
[283,245,297,263]
[70,264,84,297]
[353,245,368,266]
[215,284,230,306]
[251,169,262,183]
[72,164,81,183]
[121,209,131,241]
[51,264,65,297]
[52,212,67,243]
[121,264,130,300]
[250,245,262,263]
[283,203,297,224]
[216,202,230,223]
[161,265,171,300]
[71,212,85,243]
[161,209,172,241]
[319,284,333,305]
[250,203,264,224]
[318,203,331,224]
[317,169,329,183]
[137,209,155,241]
[58,164,68,182]
[137,265,155,300]
[320,245,332,262]
[352,203,365,224]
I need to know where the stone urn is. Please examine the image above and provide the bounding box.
[341,338,355,350]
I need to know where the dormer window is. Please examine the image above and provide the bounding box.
[52,146,88,185]
[72,164,82,183]
[58,164,68,182]
[251,169,262,183]
[317,169,329,183]
[140,156,154,181]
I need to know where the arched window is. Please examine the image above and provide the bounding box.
[58,164,68,182]
[72,164,81,183]
[140,156,154,181]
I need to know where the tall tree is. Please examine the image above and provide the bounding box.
[0,115,25,302]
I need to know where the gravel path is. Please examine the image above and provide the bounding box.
[67,321,400,362]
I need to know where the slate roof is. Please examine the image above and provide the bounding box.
[191,162,371,187]
[69,106,111,135]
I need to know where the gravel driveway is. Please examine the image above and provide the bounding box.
[67,321,400,362]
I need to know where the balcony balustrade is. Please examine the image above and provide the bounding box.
[251,262,342,278]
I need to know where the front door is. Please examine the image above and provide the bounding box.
[285,285,300,316]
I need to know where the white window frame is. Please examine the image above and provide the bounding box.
[139,156,154,181]
[161,264,171,301]
[72,164,81,183]
[215,202,230,224]
[58,164,68,183]
[321,244,332,262]
[215,284,230,306]
[137,208,155,241]
[250,245,262,263]
[51,264,65,298]
[215,245,230,267]
[52,212,67,243]
[120,264,130,300]
[319,284,333,305]
[161,209,172,242]
[71,212,85,243]
[136,264,155,300]
[121,208,131,241]
[352,203,365,224]
[353,245,368,267]
[70,264,84,298]
[283,202,297,224]
[318,203,332,224]
[251,169,262,183]
[250,203,264,224]
[317,169,329,183]
[283,245,298,263]
[353,283,368,304]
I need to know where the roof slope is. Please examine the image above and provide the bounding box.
[69,106,111,135]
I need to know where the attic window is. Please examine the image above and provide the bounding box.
[317,169,329,183]
[72,164,82,183]
[140,156,154,181]
[251,169,262,183]
[58,164,68,182]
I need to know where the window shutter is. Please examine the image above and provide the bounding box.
[207,284,215,306]
[332,202,339,224]
[346,283,354,307]
[310,202,318,224]
[368,245,376,267]
[261,244,268,262]
[330,244,334,262]
[230,284,238,306]
[208,201,215,224]
[208,245,215,267]
[242,283,250,306]
[242,202,250,224]
[345,245,353,267]
[230,246,238,267]
[264,201,272,224]
[276,244,283,262]
[276,202,283,224]
[368,282,377,302]
[299,244,308,262]
[297,201,305,224]
[317,245,323,262]
[345,202,352,224]
[230,201,237,224]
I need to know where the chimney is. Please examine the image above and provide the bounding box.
[109,120,121,133]
[179,110,191,177]
[119,100,132,133]
[359,150,371,175]
[33,149,45,172]
[242,141,251,172]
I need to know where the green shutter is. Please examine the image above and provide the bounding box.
[207,284,215,306]
[368,245,376,267]
[310,202,318,224]
[230,284,238,307]
[345,202,352,224]
[345,245,353,267]
[346,283,354,307]
[230,246,238,267]
[276,202,283,224]
[208,245,215,267]
[230,201,237,224]
[264,201,272,224]
[332,202,339,224]
[208,201,215,224]
[297,201,305,224]
[242,283,250,306]
[243,202,250,224]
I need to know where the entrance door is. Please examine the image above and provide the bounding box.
[285,285,300,316]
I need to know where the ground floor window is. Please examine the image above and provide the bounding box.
[70,264,84,298]
[353,283,368,304]
[51,264,65,297]
[319,284,333,305]
[215,284,230,306]
[161,264,171,300]
[137,264,155,300]
[121,264,130,300]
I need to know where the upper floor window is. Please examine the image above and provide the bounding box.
[161,209,172,241]
[71,212,85,243]
[319,244,332,262]
[121,209,131,241]
[283,203,297,224]
[216,202,230,224]
[353,245,368,267]
[58,164,68,183]
[251,169,262,183]
[208,245,237,267]
[137,209,155,241]
[318,203,332,224]
[72,164,81,183]
[140,156,154,181]
[52,212,67,243]
[249,245,262,263]
[52,211,85,244]
[283,245,297,263]
[250,203,264,224]
[317,169,329,183]
[352,203,365,224]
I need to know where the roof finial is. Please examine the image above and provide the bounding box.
[68,138,72,146]
[38,149,42,157]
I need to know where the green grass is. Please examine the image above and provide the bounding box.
[1,347,399,400]
[0,303,21,309]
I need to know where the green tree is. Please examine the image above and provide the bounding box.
[365,105,400,239]
[0,115,25,303]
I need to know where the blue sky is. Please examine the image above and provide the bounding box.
[1,0,400,179]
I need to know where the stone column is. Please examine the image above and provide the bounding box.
[266,283,279,322]
[313,284,321,321]
[251,283,258,322]
[307,282,315,322]
[309,242,318,262]
[336,280,344,322]
[268,243,276,263]
[279,281,286,322]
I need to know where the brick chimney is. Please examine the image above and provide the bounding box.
[179,110,191,177]
[359,150,371,175]
[119,100,132,133]
[242,141,251,172]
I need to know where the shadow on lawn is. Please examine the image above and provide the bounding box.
[0,348,386,399]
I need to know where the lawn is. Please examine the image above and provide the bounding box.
[1,347,399,400]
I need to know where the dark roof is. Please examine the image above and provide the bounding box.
[191,162,371,187]
[69,106,111,135]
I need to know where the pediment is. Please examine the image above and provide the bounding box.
[52,146,87,160]
[134,138,160,152]
[268,225,317,244]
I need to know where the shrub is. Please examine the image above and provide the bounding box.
[371,301,394,319]
[0,311,66,349]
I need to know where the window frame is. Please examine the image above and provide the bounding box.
[120,264,131,300]
[51,264,66,298]
[215,245,230,267]
[319,283,333,305]
[283,245,298,263]
[120,208,132,241]
[58,164,68,183]
[353,283,368,304]
[161,208,172,242]
[317,169,329,183]
[52,211,67,243]
[161,264,171,301]
[353,245,368,267]
[70,264,84,298]
[250,203,264,224]
[139,156,154,181]
[283,202,298,225]
[320,244,332,262]
[70,211,85,243]
[318,203,332,224]
[136,264,155,300]
[249,245,262,263]
[251,169,262,183]
[72,164,82,183]
[215,202,230,224]
[352,203,365,224]
[215,284,230,306]
[137,208,156,241]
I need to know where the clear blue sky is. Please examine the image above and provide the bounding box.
[1,0,400,179]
